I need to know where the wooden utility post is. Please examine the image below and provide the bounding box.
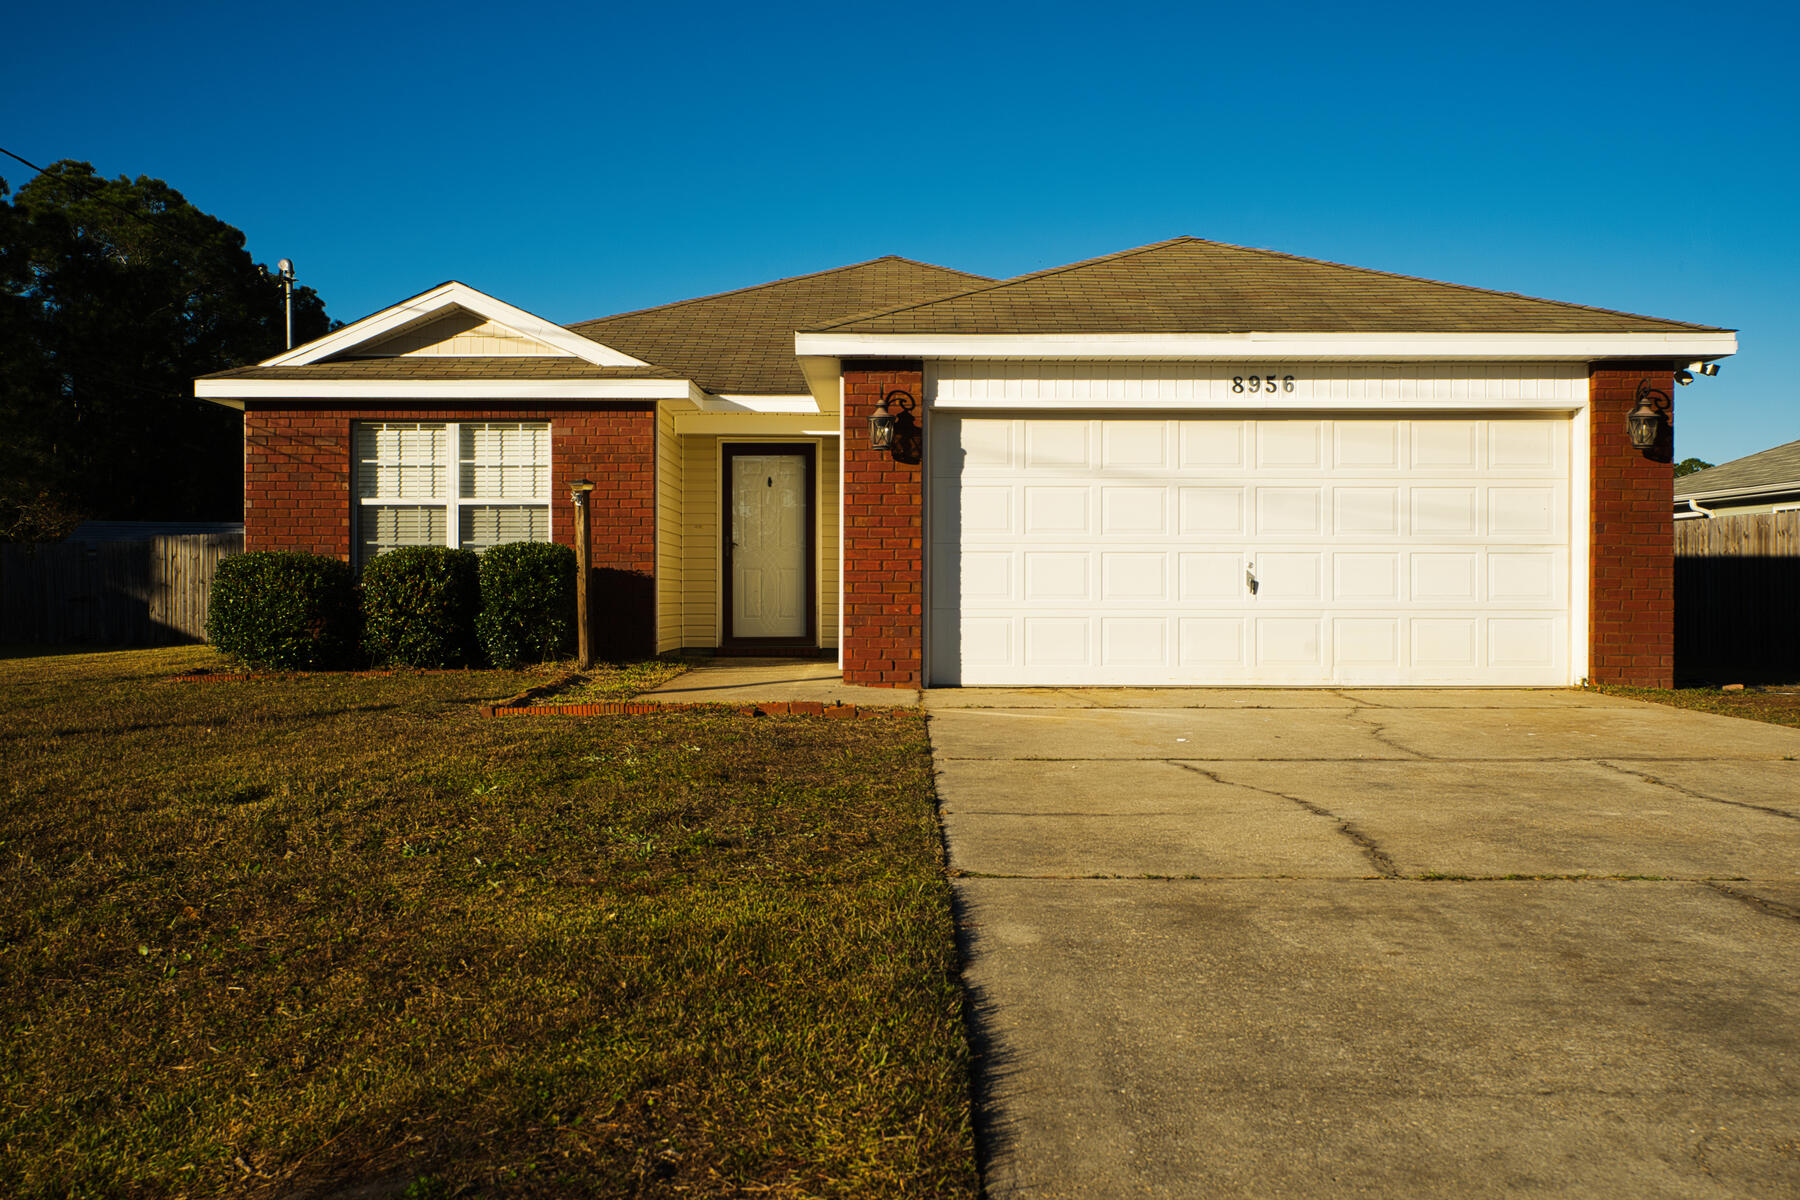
[571,479,595,668]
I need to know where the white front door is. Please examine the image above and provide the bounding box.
[930,414,1572,686]
[728,451,809,639]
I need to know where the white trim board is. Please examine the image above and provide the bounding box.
[264,282,650,368]
[196,378,705,403]
[798,330,1738,361]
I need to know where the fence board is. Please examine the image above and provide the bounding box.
[1675,511,1800,683]
[0,534,243,646]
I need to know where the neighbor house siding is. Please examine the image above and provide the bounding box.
[655,405,683,654]
[243,402,658,657]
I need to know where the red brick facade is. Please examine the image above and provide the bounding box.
[840,361,926,687]
[1588,364,1675,687]
[242,402,657,656]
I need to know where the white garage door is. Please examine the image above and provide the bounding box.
[928,415,1572,686]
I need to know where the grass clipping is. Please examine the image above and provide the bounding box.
[0,647,975,1199]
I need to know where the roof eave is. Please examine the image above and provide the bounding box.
[794,331,1740,360]
[194,378,707,405]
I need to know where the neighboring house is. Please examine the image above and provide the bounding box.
[1673,438,1800,518]
[195,237,1736,689]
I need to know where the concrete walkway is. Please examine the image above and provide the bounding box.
[927,689,1800,1198]
[637,657,919,707]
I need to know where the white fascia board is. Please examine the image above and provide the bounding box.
[195,378,704,404]
[795,331,1739,361]
[263,282,650,368]
[673,411,841,437]
[699,394,820,414]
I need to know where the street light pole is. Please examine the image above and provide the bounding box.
[276,259,296,350]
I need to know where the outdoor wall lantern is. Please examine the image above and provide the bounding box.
[1627,379,1668,450]
[868,389,917,455]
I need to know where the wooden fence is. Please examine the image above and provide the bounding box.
[0,534,243,646]
[1675,511,1800,683]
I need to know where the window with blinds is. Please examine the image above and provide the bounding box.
[355,421,550,562]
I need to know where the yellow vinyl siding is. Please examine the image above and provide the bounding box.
[655,406,683,654]
[363,311,563,357]
[680,438,720,647]
[818,446,839,649]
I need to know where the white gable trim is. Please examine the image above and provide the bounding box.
[796,330,1739,361]
[264,282,651,368]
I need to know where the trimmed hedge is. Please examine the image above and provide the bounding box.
[205,551,359,669]
[477,541,577,668]
[360,546,482,668]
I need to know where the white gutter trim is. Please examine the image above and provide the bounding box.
[1674,480,1800,504]
[195,378,705,403]
[795,331,1739,360]
[701,394,821,414]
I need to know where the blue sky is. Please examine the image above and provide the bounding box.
[6,0,1796,463]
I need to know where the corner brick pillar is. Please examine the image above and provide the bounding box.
[841,360,926,687]
[1588,364,1675,687]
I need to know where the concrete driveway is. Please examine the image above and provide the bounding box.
[927,689,1800,1199]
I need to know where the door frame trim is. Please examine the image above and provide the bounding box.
[721,441,818,648]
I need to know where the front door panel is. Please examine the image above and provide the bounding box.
[729,452,808,639]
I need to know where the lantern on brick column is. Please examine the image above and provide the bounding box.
[868,389,917,455]
[1627,379,1668,450]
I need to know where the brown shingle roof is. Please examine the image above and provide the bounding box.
[810,237,1728,335]
[567,257,992,393]
[201,358,683,381]
[1674,438,1800,501]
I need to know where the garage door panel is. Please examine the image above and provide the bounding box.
[930,414,1571,686]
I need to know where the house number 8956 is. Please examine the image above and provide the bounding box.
[1232,374,1296,394]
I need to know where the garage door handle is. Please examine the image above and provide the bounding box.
[1246,564,1258,596]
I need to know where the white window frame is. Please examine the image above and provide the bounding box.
[354,420,552,561]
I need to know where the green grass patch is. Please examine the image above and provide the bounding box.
[1592,682,1800,730]
[0,646,974,1198]
[545,659,691,702]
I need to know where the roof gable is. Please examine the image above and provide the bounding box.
[265,281,651,369]
[810,237,1727,336]
[568,256,992,394]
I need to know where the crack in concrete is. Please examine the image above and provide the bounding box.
[1701,880,1800,925]
[1329,692,1429,759]
[1172,761,1399,877]
[1596,761,1800,824]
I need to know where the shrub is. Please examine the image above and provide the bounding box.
[359,547,482,667]
[206,551,358,669]
[477,541,577,668]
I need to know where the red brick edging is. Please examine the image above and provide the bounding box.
[478,699,895,719]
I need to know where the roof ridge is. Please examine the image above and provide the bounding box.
[566,255,992,331]
[807,237,1197,331]
[1182,237,1730,333]
[812,236,1728,334]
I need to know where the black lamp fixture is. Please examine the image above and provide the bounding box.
[868,389,917,455]
[1627,378,1668,450]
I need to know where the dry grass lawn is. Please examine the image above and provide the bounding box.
[0,646,975,1199]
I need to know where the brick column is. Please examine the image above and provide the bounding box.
[1588,364,1675,687]
[841,360,925,687]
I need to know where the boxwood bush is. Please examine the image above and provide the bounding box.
[359,546,482,667]
[205,551,359,669]
[477,541,578,668]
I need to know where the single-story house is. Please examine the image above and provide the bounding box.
[195,237,1736,689]
[1674,438,1800,518]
